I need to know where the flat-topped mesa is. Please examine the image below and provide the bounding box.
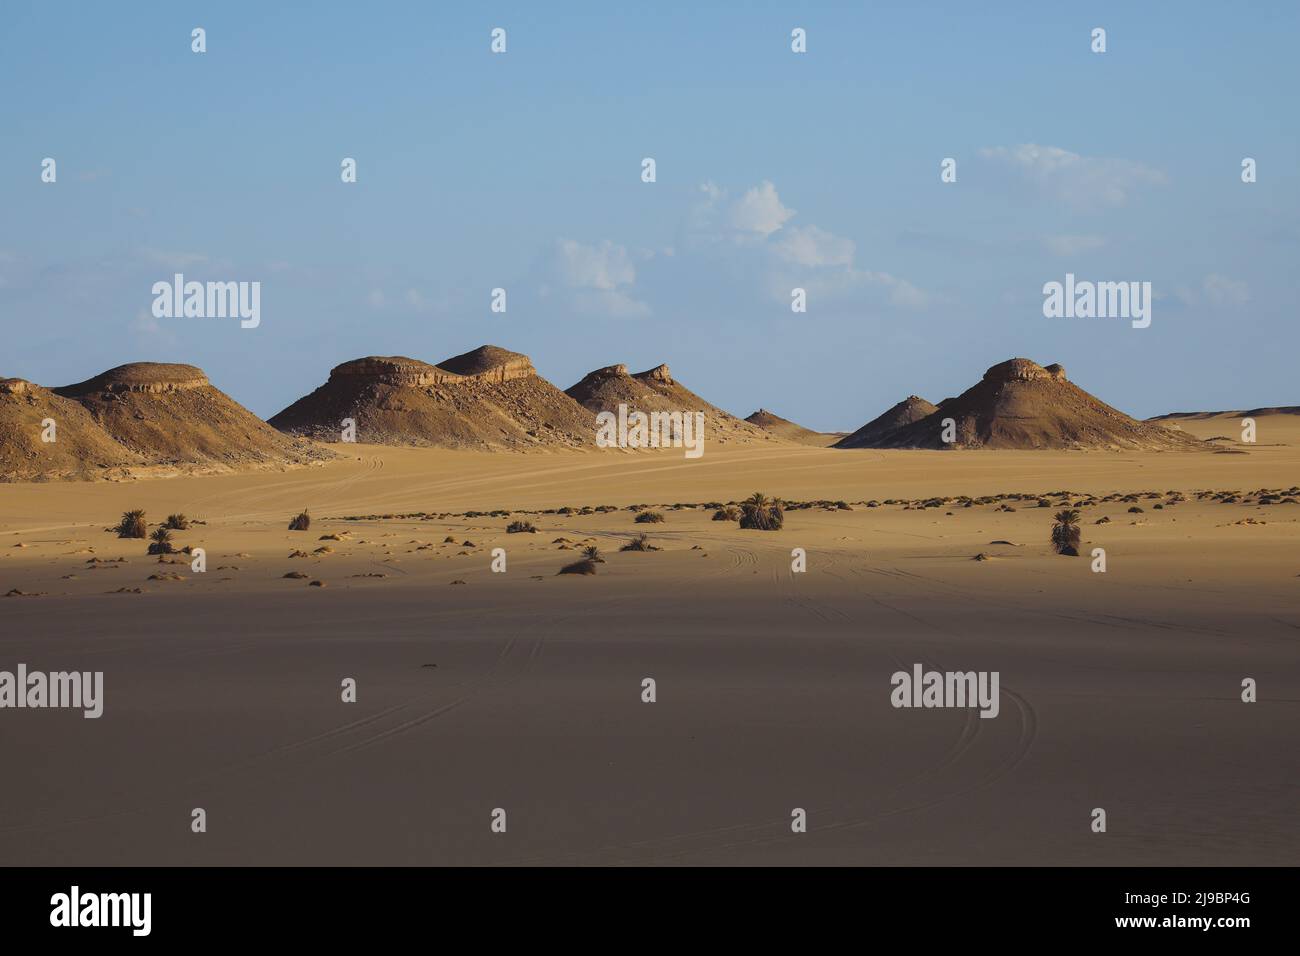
[16,361,330,477]
[635,363,673,384]
[57,362,210,396]
[330,356,460,388]
[436,345,536,384]
[983,358,1067,385]
[269,344,591,449]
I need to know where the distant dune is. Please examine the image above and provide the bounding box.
[1151,406,1300,421]
[871,359,1202,451]
[566,363,777,445]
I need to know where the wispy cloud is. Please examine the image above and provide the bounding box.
[773,225,856,267]
[689,180,932,309]
[536,238,650,318]
[689,180,796,244]
[1202,273,1249,306]
[980,144,1166,209]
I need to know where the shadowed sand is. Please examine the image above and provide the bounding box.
[1,428,1297,865]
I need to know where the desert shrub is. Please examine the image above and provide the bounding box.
[1051,509,1081,556]
[147,526,174,555]
[582,545,604,563]
[1127,506,1144,514]
[620,533,659,552]
[712,505,741,521]
[558,559,597,575]
[115,510,147,539]
[507,520,537,534]
[288,509,311,531]
[163,513,190,530]
[635,511,665,524]
[739,492,784,531]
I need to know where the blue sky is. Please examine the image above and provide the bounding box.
[2,1,1297,426]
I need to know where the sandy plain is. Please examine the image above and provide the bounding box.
[0,413,1296,865]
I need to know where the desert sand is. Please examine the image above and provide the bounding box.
[1,414,1296,865]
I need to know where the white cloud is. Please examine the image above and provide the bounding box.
[538,238,650,318]
[773,225,856,267]
[689,180,795,244]
[793,268,933,309]
[553,238,637,291]
[980,144,1166,208]
[686,179,932,310]
[728,180,796,238]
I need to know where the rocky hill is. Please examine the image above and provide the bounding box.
[835,396,939,449]
[870,359,1202,450]
[269,347,594,449]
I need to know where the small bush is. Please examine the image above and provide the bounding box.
[1050,509,1081,556]
[739,492,784,531]
[115,510,147,539]
[620,533,659,552]
[147,526,174,555]
[635,511,665,524]
[1127,506,1144,514]
[582,545,604,563]
[163,513,190,530]
[712,505,741,521]
[507,520,537,534]
[288,509,312,531]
